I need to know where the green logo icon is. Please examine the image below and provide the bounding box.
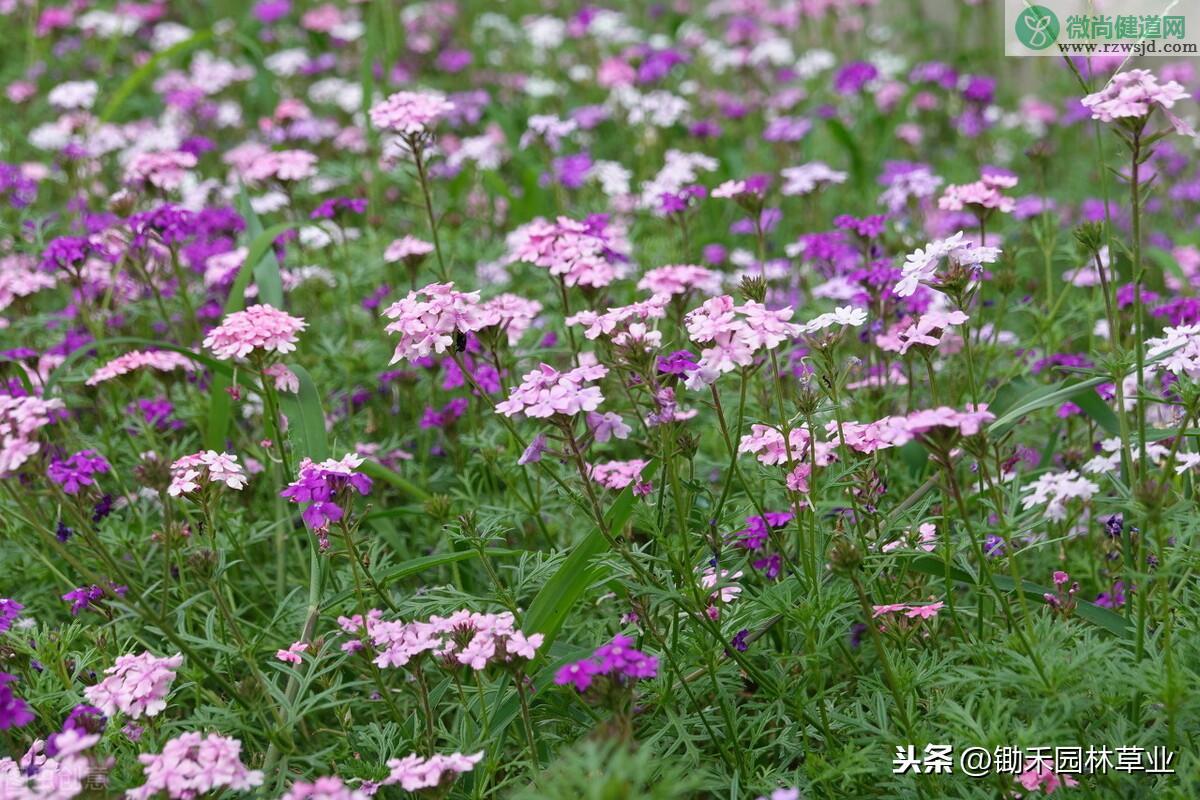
[1015,5,1060,49]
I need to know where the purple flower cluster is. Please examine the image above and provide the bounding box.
[63,582,128,616]
[280,454,373,532]
[553,634,658,692]
[0,598,22,632]
[47,449,111,495]
[0,672,33,730]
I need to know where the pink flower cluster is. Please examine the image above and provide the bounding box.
[780,162,848,196]
[341,609,543,671]
[382,282,490,364]
[636,264,723,297]
[203,304,307,361]
[567,295,668,350]
[168,451,248,496]
[0,394,65,475]
[683,295,802,386]
[0,254,56,312]
[505,215,631,288]
[495,362,608,419]
[383,751,483,792]
[369,90,455,136]
[1,730,100,800]
[383,235,434,263]
[126,732,263,800]
[875,310,968,355]
[480,293,542,344]
[554,634,658,692]
[872,601,944,620]
[1081,69,1190,123]
[738,424,836,467]
[588,459,648,490]
[84,651,183,719]
[242,149,319,183]
[832,405,995,454]
[85,349,198,386]
[937,173,1018,214]
[281,776,371,800]
[125,151,198,191]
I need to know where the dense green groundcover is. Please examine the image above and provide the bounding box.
[0,1,1198,798]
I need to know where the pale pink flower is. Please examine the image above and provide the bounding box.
[168,451,249,496]
[1020,470,1099,522]
[588,459,648,490]
[383,236,434,263]
[243,150,318,183]
[875,310,968,355]
[203,304,306,361]
[0,395,65,475]
[83,652,183,719]
[47,80,97,110]
[280,776,371,800]
[780,162,847,196]
[275,641,309,664]
[383,751,483,792]
[86,350,198,386]
[1081,69,1190,124]
[382,282,492,364]
[495,362,608,419]
[125,151,198,191]
[369,91,455,136]
[637,264,723,297]
[505,216,632,289]
[894,231,1001,297]
[683,295,802,387]
[263,363,300,393]
[479,293,542,344]
[126,732,262,800]
[937,173,1018,213]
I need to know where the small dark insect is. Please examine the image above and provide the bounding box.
[454,331,468,353]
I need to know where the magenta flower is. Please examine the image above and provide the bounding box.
[47,449,110,495]
[0,672,33,729]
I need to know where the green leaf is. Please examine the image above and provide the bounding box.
[987,376,1106,436]
[824,118,866,189]
[100,30,214,122]
[235,185,286,309]
[358,461,432,502]
[277,365,328,461]
[522,464,650,651]
[321,549,523,609]
[903,554,1131,639]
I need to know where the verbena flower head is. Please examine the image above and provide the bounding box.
[683,295,802,387]
[637,264,723,297]
[832,405,995,454]
[1081,69,1190,123]
[383,236,434,264]
[1020,470,1100,521]
[894,231,1001,297]
[84,651,183,719]
[505,215,632,288]
[85,350,198,386]
[203,304,306,361]
[0,394,66,475]
[126,732,263,800]
[937,173,1018,214]
[382,282,491,364]
[383,751,483,792]
[566,295,669,349]
[168,451,248,496]
[347,609,543,670]
[47,449,110,495]
[243,149,319,183]
[554,634,658,692]
[281,776,371,800]
[63,582,127,616]
[0,598,21,633]
[280,453,372,532]
[495,362,608,419]
[369,90,455,136]
[588,459,648,490]
[780,162,847,196]
[875,310,969,354]
[0,672,33,730]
